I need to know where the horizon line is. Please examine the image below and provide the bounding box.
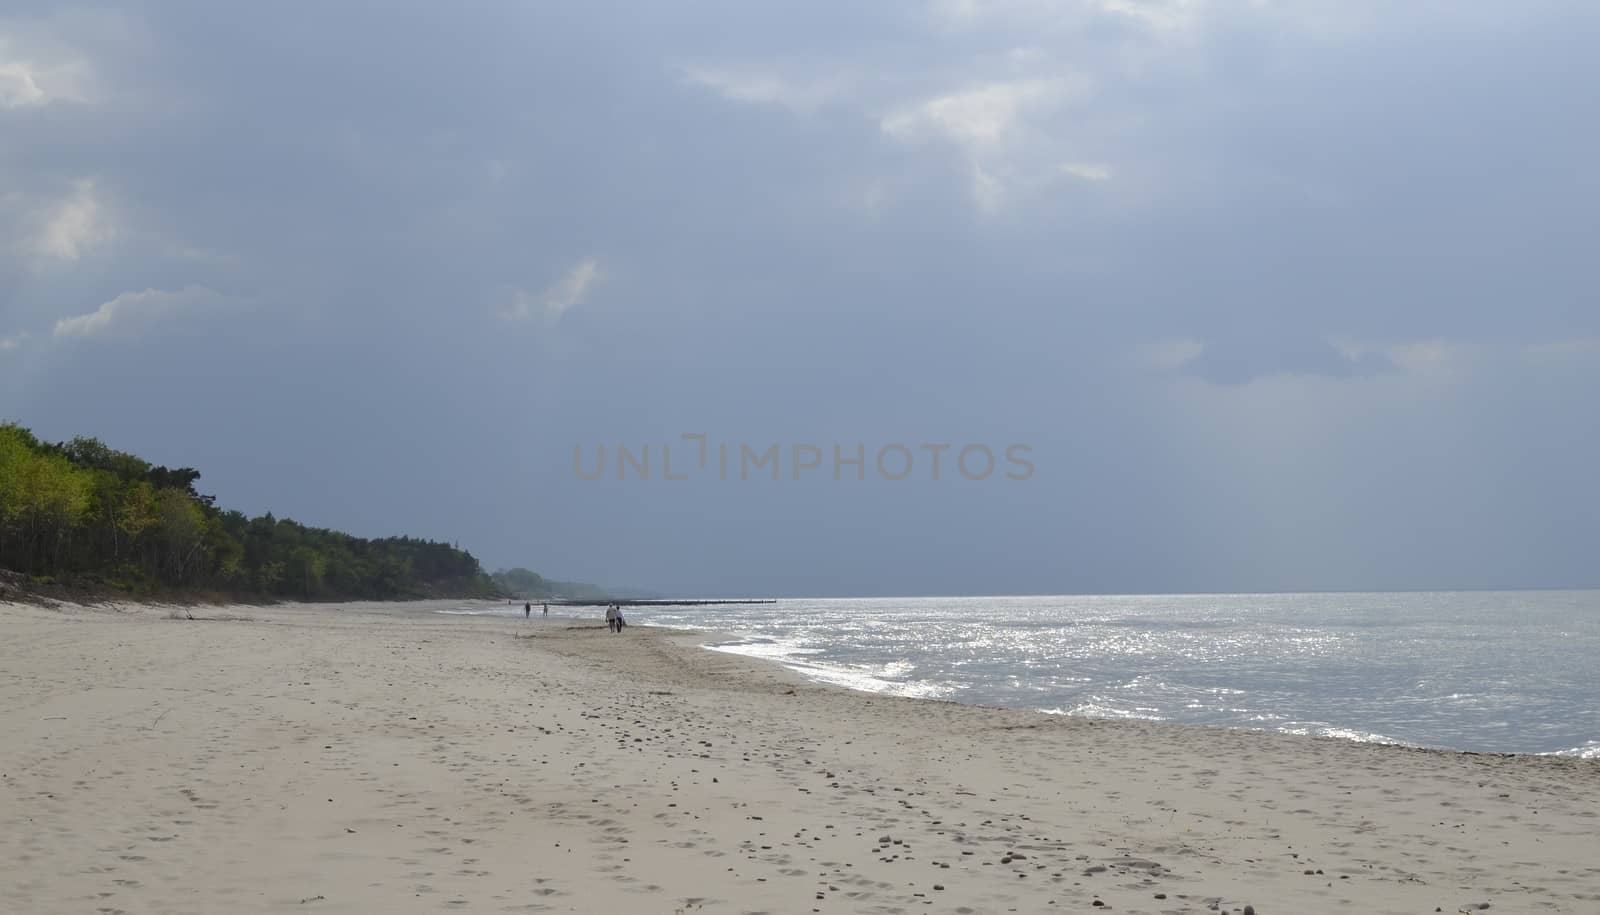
[598,585,1600,602]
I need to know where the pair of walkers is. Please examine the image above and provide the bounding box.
[604,603,627,633]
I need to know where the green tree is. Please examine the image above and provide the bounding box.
[1,423,507,601]
[154,488,207,583]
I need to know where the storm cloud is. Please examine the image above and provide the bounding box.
[3,0,1597,595]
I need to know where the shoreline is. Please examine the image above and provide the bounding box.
[447,601,1600,760]
[4,598,1598,914]
[20,594,1591,761]
[664,629,1590,761]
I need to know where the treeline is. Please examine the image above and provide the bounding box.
[0,423,500,601]
[492,567,608,600]
[492,567,561,598]
[491,567,658,601]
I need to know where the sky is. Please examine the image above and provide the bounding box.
[2,0,1597,597]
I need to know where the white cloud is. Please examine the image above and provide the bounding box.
[0,32,94,108]
[679,63,846,113]
[1060,161,1113,181]
[1133,337,1599,384]
[54,286,227,339]
[931,0,1204,34]
[882,78,1074,147]
[0,331,28,352]
[33,179,113,262]
[1094,0,1202,31]
[1379,341,1475,374]
[685,61,1106,211]
[971,165,1008,211]
[686,16,1148,215]
[0,60,45,108]
[543,258,601,319]
[928,0,1058,31]
[501,258,603,323]
[882,77,1088,210]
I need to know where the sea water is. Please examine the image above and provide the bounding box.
[451,590,1600,757]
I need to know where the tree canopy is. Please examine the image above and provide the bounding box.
[0,423,500,601]
[489,567,638,600]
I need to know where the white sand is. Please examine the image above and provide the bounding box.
[2,599,1597,914]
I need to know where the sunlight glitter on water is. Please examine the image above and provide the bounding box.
[448,590,1600,754]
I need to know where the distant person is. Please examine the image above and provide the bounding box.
[524,602,531,619]
[615,606,626,631]
[605,604,618,633]
[542,603,548,617]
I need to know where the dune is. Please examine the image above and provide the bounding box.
[2,598,1597,914]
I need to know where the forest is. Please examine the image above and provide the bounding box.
[0,423,501,601]
[488,567,637,600]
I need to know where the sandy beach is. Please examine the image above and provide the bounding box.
[2,599,1597,914]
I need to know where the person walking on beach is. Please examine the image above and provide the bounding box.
[614,604,626,632]
[542,603,548,618]
[605,604,618,633]
[524,602,531,619]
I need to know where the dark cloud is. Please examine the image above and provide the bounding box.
[2,1,1597,593]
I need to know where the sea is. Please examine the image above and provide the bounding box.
[451,590,1600,758]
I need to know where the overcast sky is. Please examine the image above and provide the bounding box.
[3,1,1597,596]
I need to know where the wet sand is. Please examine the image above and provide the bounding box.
[2,598,1597,913]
